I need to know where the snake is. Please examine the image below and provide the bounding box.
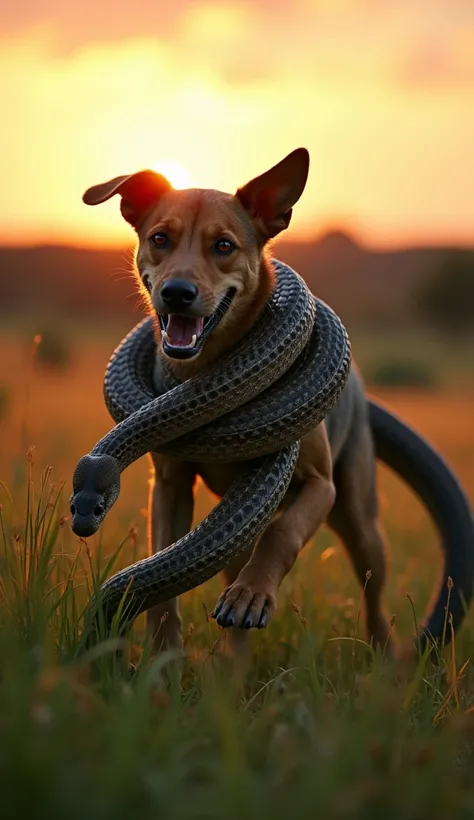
[70,259,351,630]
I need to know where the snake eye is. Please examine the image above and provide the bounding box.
[151,232,170,248]
[214,238,235,256]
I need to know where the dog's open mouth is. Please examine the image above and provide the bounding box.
[158,288,236,360]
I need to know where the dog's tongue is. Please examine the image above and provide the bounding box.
[165,315,204,347]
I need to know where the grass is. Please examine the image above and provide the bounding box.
[0,327,474,818]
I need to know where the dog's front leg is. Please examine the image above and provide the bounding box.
[213,426,335,630]
[147,453,196,652]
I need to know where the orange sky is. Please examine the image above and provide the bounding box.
[2,0,474,249]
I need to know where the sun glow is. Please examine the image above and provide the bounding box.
[1,4,474,250]
[151,159,192,190]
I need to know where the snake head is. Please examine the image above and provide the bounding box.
[70,454,121,537]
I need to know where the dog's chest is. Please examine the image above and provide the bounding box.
[153,352,306,504]
[197,459,304,508]
[196,462,249,499]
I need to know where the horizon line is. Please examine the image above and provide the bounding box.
[1,228,473,255]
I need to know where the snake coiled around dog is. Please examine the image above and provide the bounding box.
[71,260,351,629]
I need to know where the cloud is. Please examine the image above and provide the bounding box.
[396,32,474,89]
[1,1,473,247]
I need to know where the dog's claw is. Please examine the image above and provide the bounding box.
[213,600,236,628]
[258,611,268,629]
[212,600,224,620]
[243,614,254,629]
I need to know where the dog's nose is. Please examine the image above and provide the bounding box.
[160,280,198,311]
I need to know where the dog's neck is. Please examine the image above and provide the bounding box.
[155,256,275,384]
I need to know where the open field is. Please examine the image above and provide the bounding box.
[1,326,474,818]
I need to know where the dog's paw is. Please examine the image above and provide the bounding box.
[212,582,277,629]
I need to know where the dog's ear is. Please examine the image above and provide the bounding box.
[82,170,172,229]
[236,148,309,240]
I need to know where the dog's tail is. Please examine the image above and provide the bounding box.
[369,399,474,648]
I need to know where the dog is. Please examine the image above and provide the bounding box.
[81,148,462,660]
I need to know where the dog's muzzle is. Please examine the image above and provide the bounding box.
[158,287,236,359]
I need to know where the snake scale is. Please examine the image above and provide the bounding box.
[71,260,351,629]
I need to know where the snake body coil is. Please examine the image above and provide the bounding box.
[71,260,351,627]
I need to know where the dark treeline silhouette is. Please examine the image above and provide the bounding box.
[0,230,472,329]
[415,249,474,336]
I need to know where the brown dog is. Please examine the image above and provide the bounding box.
[82,149,395,657]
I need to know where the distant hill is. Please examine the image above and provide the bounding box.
[0,232,468,329]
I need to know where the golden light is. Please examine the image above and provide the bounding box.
[151,159,192,190]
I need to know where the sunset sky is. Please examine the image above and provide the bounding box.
[2,0,474,249]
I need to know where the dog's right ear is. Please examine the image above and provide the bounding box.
[236,148,310,241]
[82,170,172,230]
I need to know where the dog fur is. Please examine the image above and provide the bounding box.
[83,149,394,658]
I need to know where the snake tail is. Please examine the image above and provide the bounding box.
[370,400,474,649]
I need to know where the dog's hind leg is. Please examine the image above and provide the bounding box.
[328,412,394,656]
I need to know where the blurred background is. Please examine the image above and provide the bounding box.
[0,0,473,628]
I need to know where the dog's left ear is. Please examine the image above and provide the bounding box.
[236,148,309,240]
[82,170,172,230]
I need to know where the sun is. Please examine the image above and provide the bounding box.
[151,159,192,190]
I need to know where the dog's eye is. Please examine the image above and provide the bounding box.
[150,232,170,248]
[214,238,235,255]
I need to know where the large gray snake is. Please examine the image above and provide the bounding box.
[71,260,351,629]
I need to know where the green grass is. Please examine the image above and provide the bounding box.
[1,326,474,817]
[1,457,474,819]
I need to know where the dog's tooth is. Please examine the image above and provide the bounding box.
[191,334,197,347]
[163,331,171,344]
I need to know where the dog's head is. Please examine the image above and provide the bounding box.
[83,149,309,365]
